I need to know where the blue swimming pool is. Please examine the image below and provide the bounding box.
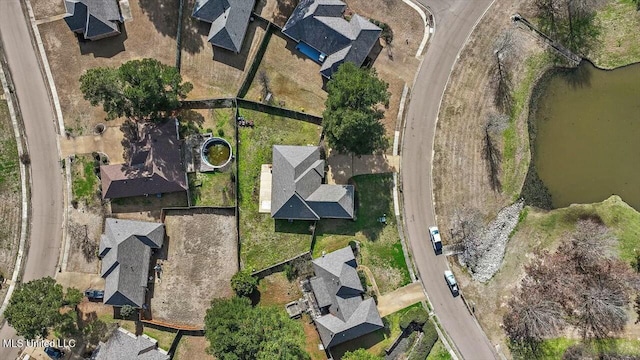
[296,42,325,64]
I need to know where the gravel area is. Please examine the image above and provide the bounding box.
[463,201,524,283]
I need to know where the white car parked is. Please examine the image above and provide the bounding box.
[428,226,442,254]
[444,270,459,297]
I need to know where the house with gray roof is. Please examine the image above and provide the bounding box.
[282,0,381,78]
[64,0,122,41]
[310,246,383,349]
[271,145,354,220]
[91,327,169,360]
[100,119,188,199]
[99,218,164,308]
[192,0,256,53]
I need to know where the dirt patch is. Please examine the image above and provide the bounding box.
[174,335,212,360]
[257,272,302,307]
[67,204,104,273]
[302,314,326,360]
[151,208,237,327]
[245,32,327,116]
[180,0,267,99]
[432,0,547,239]
[38,0,179,134]
[32,0,66,20]
[256,0,298,27]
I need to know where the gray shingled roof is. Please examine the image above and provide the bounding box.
[310,247,383,348]
[192,0,256,53]
[271,145,354,220]
[100,119,188,199]
[92,327,170,360]
[99,218,164,308]
[64,0,121,40]
[282,0,381,78]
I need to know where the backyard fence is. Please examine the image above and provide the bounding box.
[251,251,312,279]
[180,97,236,109]
[237,19,275,98]
[236,98,323,124]
[175,0,185,70]
[159,206,236,225]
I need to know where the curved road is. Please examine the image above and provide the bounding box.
[0,1,65,359]
[403,0,497,359]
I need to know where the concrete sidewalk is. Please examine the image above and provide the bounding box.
[377,282,427,317]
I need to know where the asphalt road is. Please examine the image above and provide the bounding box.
[402,0,498,359]
[0,0,65,359]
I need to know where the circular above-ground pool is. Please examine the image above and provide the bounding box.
[201,137,232,169]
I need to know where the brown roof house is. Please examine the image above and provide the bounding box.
[100,119,188,199]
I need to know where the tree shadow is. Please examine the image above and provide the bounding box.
[274,219,314,234]
[179,0,210,55]
[79,25,127,58]
[137,0,180,39]
[560,61,593,89]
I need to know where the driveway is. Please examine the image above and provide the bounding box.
[377,282,427,317]
[402,0,498,359]
[0,1,64,359]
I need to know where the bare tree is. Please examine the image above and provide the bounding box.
[258,70,272,103]
[503,289,566,346]
[577,279,628,339]
[567,219,617,272]
[483,113,509,192]
[491,31,516,113]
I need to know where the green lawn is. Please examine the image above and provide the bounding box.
[513,338,640,359]
[314,174,410,294]
[189,170,235,207]
[0,101,19,194]
[237,109,322,271]
[426,339,452,360]
[71,154,100,205]
[589,0,640,69]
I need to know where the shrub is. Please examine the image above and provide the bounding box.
[369,19,393,45]
[217,128,225,137]
[284,264,297,282]
[399,307,429,330]
[120,305,136,319]
[357,269,368,290]
[231,271,258,297]
[408,321,439,360]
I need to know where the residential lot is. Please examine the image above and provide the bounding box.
[109,192,189,222]
[245,32,327,116]
[313,174,410,294]
[151,208,237,327]
[180,0,267,99]
[237,109,321,271]
[173,335,211,360]
[0,100,21,302]
[256,0,298,27]
[32,0,65,20]
[37,0,179,134]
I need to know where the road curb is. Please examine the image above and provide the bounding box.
[0,51,31,319]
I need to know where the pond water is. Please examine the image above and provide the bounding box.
[205,142,231,167]
[531,61,640,210]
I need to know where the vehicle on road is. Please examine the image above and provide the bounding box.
[444,270,459,297]
[84,289,104,301]
[428,226,442,254]
[44,347,64,360]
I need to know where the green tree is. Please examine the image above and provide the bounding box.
[204,297,309,360]
[4,277,65,339]
[64,288,83,308]
[231,270,258,297]
[120,304,136,319]
[323,62,390,155]
[342,348,383,360]
[80,58,192,121]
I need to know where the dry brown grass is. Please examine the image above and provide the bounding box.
[174,336,212,360]
[67,204,104,273]
[38,0,179,134]
[256,0,298,27]
[257,272,302,307]
[180,0,267,99]
[151,208,237,327]
[432,0,548,236]
[32,0,66,20]
[245,32,327,116]
[109,191,189,222]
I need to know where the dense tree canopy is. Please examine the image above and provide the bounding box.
[79,58,192,121]
[204,297,309,360]
[323,62,390,155]
[4,277,68,339]
[230,271,258,297]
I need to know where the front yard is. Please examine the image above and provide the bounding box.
[37,0,179,134]
[237,109,322,271]
[71,154,101,206]
[313,174,410,294]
